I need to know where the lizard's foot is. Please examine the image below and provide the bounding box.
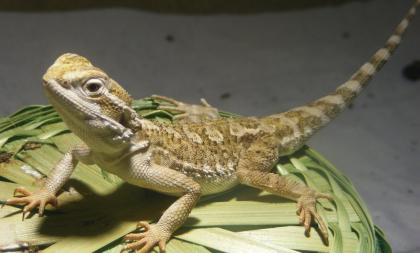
[296,190,333,243]
[3,187,57,218]
[151,94,219,123]
[123,221,169,253]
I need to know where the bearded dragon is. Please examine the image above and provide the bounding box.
[3,1,418,252]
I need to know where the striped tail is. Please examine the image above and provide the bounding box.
[266,0,419,154]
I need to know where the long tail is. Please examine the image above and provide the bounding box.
[265,0,419,154]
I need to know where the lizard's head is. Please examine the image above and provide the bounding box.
[43,53,139,150]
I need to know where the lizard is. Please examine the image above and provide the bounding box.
[2,1,418,252]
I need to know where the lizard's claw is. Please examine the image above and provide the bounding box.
[122,221,169,253]
[4,187,57,218]
[151,95,219,123]
[296,190,333,243]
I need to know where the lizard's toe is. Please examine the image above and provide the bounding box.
[123,222,169,253]
[296,190,331,244]
[136,221,151,231]
[123,238,149,252]
[14,187,31,197]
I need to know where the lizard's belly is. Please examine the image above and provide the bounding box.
[93,152,239,196]
[192,174,239,196]
[168,161,240,195]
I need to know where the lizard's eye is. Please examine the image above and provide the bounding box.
[84,78,105,95]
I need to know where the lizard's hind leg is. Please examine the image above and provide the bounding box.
[236,137,332,242]
[151,95,220,123]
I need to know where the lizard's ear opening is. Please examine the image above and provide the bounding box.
[120,106,142,131]
[109,79,133,106]
[109,79,142,130]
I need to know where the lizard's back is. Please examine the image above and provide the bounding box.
[136,117,282,194]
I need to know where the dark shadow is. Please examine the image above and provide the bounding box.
[39,180,175,237]
[36,179,295,238]
[0,0,369,14]
[199,185,294,204]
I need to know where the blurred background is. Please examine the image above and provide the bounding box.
[0,0,419,251]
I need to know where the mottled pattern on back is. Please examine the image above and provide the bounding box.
[137,117,275,180]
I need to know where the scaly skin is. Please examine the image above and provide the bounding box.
[4,1,419,252]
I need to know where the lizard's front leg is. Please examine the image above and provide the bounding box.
[3,144,92,217]
[123,162,201,253]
